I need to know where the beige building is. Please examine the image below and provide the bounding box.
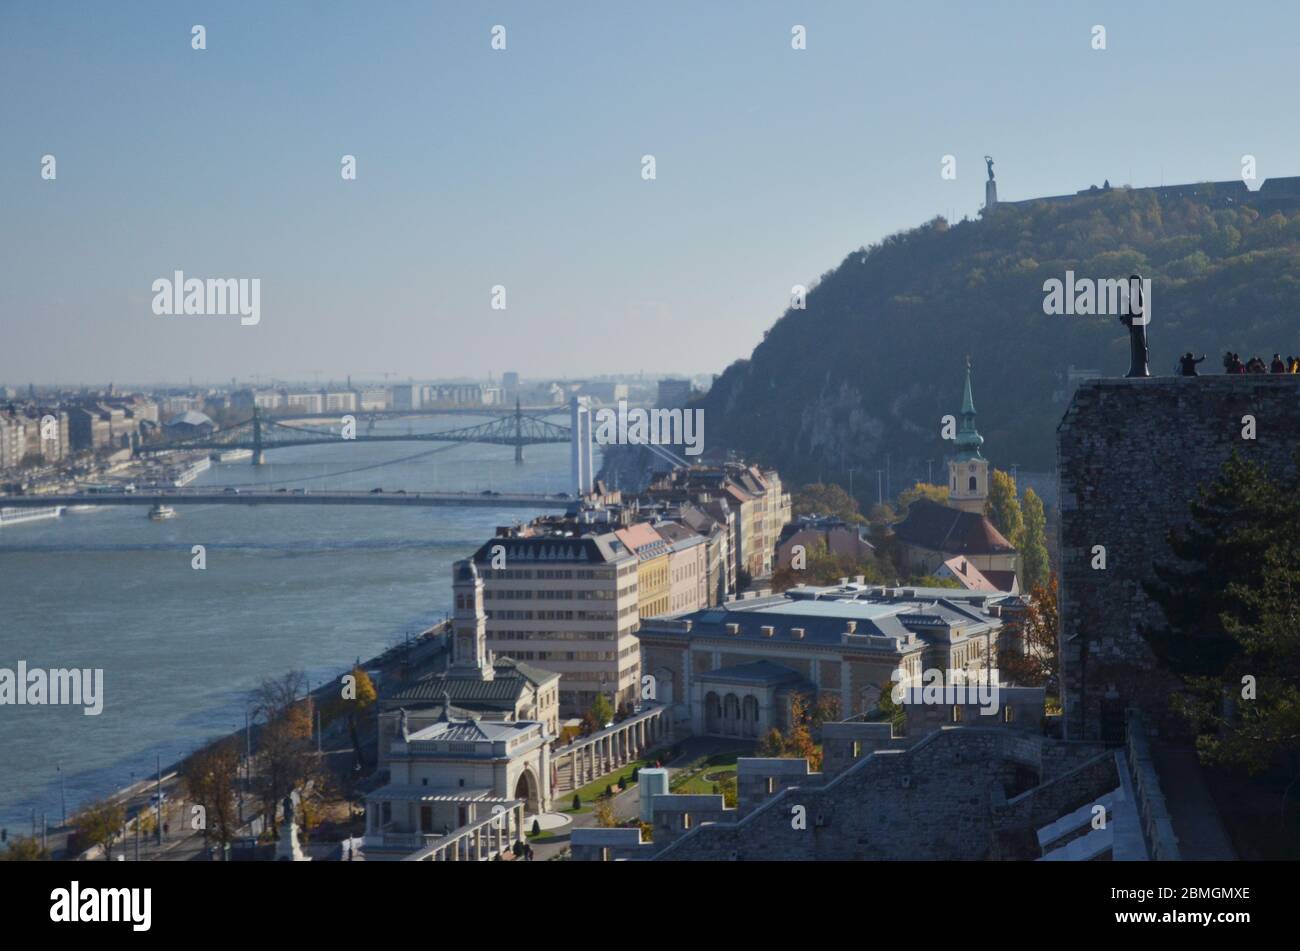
[638,580,1021,737]
[654,522,709,616]
[614,522,672,618]
[471,532,642,716]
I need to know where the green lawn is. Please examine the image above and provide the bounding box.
[564,756,655,814]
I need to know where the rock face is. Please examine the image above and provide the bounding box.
[1057,376,1300,741]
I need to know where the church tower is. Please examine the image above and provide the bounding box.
[948,361,990,514]
[450,559,493,680]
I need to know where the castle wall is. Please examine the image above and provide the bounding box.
[1057,376,1300,740]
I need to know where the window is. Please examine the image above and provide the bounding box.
[968,476,977,491]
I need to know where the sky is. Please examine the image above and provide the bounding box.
[4,0,1300,386]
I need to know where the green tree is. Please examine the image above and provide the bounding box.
[985,469,1024,548]
[1142,451,1300,813]
[74,798,127,861]
[792,482,866,523]
[1019,488,1050,591]
[583,693,614,734]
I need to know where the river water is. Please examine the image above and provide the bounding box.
[0,415,576,832]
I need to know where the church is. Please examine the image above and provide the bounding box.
[891,363,1020,593]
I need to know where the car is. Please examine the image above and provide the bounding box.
[480,490,499,496]
[553,492,571,499]
[291,488,305,495]
[223,487,240,494]
[148,792,167,807]
[369,488,383,494]
[275,487,287,493]
[394,489,407,495]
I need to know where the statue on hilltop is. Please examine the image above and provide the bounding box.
[985,155,995,182]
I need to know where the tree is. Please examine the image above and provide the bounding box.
[895,482,950,518]
[757,727,786,757]
[1019,489,1050,591]
[985,469,1024,548]
[75,798,126,861]
[583,693,614,734]
[1141,451,1300,815]
[594,798,618,828]
[249,672,319,839]
[0,835,48,861]
[792,482,866,524]
[324,666,377,771]
[179,735,243,858]
[877,681,905,731]
[999,574,1059,696]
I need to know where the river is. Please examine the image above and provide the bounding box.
[0,415,577,833]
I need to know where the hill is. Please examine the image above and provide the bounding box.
[699,184,1300,500]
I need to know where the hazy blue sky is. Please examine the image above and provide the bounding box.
[4,1,1298,385]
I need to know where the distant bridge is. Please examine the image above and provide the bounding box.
[144,403,571,464]
[0,489,573,509]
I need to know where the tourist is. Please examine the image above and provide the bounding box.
[1179,352,1206,376]
[1222,351,1235,373]
[1291,356,1300,373]
[1247,356,1267,373]
[1271,353,1287,373]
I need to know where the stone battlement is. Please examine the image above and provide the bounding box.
[1058,375,1300,740]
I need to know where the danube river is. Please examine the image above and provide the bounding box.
[0,416,577,833]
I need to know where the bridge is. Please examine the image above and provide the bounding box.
[145,402,570,464]
[0,489,573,509]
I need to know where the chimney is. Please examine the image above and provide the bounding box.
[726,622,740,635]
[845,621,857,634]
[760,625,775,637]
[853,575,865,585]
[791,627,806,640]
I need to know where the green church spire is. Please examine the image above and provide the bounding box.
[954,358,985,461]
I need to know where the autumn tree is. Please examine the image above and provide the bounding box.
[249,671,320,838]
[999,574,1060,698]
[0,835,48,861]
[74,798,126,861]
[594,798,618,828]
[324,666,377,771]
[180,735,243,858]
[985,469,1024,548]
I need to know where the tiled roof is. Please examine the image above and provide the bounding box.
[893,499,1016,556]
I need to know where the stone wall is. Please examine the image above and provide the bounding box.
[1057,376,1300,740]
[653,728,1050,861]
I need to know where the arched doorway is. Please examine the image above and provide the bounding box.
[723,694,741,736]
[704,692,721,734]
[741,695,760,738]
[513,767,541,815]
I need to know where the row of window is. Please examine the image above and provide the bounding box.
[485,589,617,601]
[487,568,616,580]
[488,609,618,621]
[488,630,612,641]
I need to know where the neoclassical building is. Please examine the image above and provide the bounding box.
[363,709,552,860]
[638,580,1022,738]
[364,560,558,861]
[378,561,562,764]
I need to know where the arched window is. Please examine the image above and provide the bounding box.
[968,475,977,491]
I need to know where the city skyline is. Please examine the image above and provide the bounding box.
[7,1,1300,381]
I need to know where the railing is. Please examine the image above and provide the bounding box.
[1124,708,1181,860]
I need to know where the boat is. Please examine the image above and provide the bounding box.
[148,504,178,521]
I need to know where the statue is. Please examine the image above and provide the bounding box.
[398,707,410,741]
[984,155,995,182]
[1119,274,1151,378]
[282,793,294,822]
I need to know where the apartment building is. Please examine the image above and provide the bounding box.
[469,532,642,716]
